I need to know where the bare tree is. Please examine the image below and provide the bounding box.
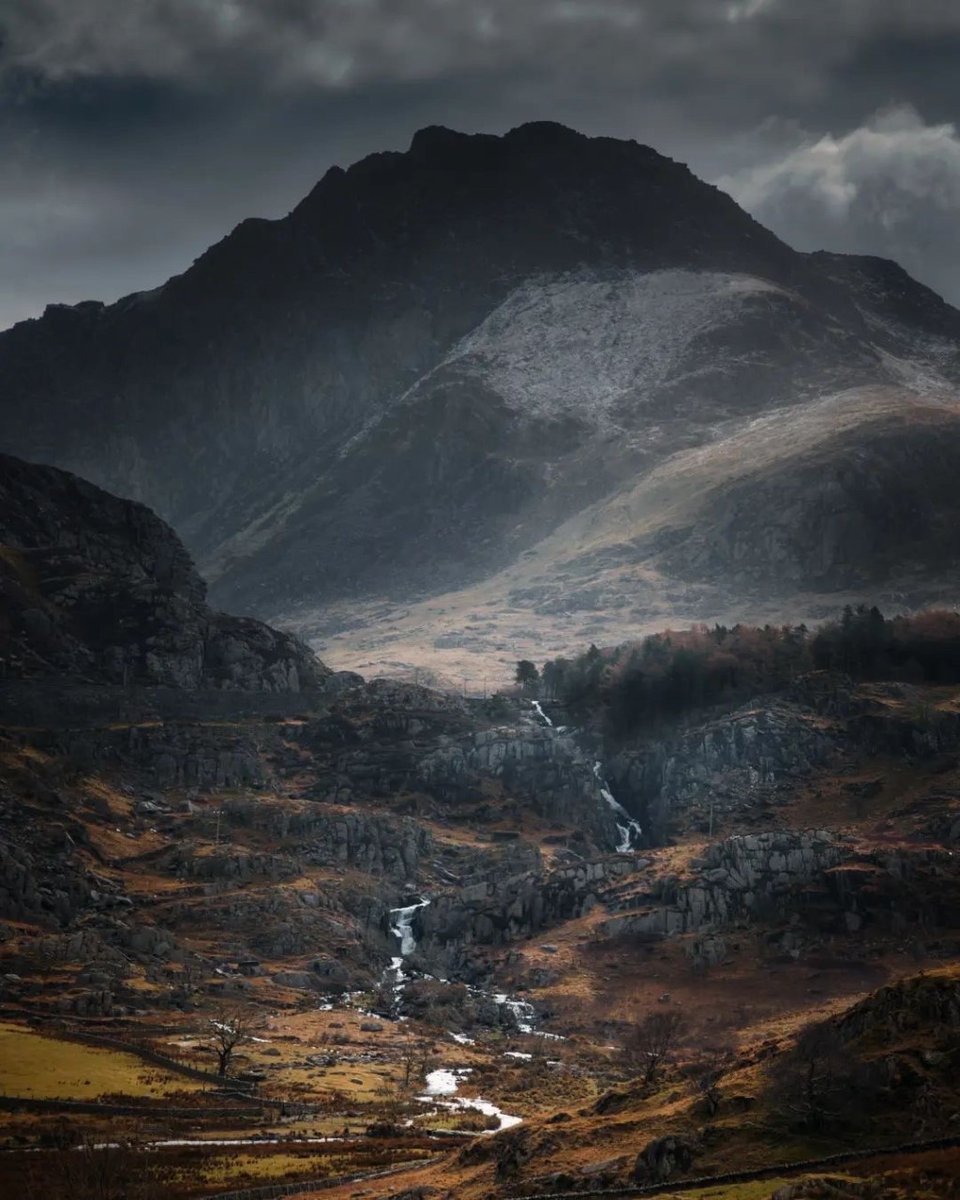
[400,1039,432,1093]
[208,1005,262,1077]
[627,1010,685,1085]
[697,1067,722,1117]
[767,1021,860,1131]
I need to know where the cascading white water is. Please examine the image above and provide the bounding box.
[390,898,430,957]
[530,699,553,727]
[593,761,643,853]
[530,699,639,854]
[492,992,537,1034]
[385,898,430,996]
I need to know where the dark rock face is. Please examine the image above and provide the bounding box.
[221,795,434,882]
[837,972,960,1043]
[656,415,960,593]
[0,454,327,690]
[416,724,623,847]
[608,701,837,842]
[415,853,637,978]
[2,123,958,625]
[602,829,843,941]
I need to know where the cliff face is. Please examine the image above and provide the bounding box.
[5,644,960,1050]
[0,454,327,691]
[608,701,838,843]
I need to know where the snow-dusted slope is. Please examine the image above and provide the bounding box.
[215,257,960,617]
[442,270,794,422]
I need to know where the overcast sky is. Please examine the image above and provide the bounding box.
[3,0,960,330]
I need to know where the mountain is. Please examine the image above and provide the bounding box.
[2,122,960,675]
[0,453,327,691]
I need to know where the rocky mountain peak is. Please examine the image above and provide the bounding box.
[2,124,960,660]
[407,119,590,160]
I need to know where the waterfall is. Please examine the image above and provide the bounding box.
[529,699,639,854]
[385,897,430,998]
[389,898,430,957]
[492,992,537,1034]
[593,761,643,853]
[530,699,553,727]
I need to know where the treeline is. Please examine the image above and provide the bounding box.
[541,606,960,737]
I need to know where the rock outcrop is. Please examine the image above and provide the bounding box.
[221,796,434,882]
[633,1135,700,1184]
[603,830,842,940]
[602,826,960,950]
[0,453,327,691]
[415,853,639,978]
[417,723,623,848]
[608,702,838,842]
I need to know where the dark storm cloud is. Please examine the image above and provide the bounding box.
[720,106,960,304]
[5,1,956,111]
[3,0,960,327]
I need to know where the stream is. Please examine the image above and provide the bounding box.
[419,1068,522,1132]
[387,897,431,999]
[387,901,524,1133]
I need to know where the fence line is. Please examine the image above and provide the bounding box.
[0,1095,260,1120]
[204,1155,446,1200]
[60,1030,257,1092]
[42,1030,324,1115]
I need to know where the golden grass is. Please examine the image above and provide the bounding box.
[178,1144,437,1192]
[178,1153,308,1185]
[0,1023,205,1100]
[485,1063,598,1117]
[283,1062,401,1101]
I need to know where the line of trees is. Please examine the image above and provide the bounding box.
[540,606,960,738]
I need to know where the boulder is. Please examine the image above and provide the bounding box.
[633,1134,700,1183]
